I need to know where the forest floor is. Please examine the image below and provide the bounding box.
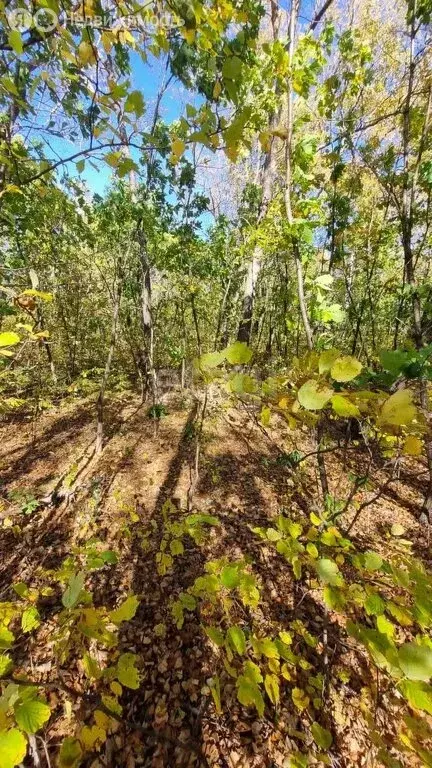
[0,389,430,768]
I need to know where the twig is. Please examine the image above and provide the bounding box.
[36,737,52,768]
[344,460,400,535]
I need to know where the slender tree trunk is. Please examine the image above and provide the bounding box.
[214,277,232,350]
[117,110,158,405]
[400,5,422,347]
[237,252,262,343]
[284,0,313,352]
[191,294,202,356]
[237,0,281,344]
[96,272,121,455]
[36,304,57,385]
[398,3,432,522]
[137,228,157,403]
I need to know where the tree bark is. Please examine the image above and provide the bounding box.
[284,0,313,352]
[398,3,432,522]
[236,0,281,345]
[96,271,121,455]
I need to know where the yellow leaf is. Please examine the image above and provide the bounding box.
[381,389,417,427]
[94,710,111,730]
[331,394,360,418]
[77,41,96,67]
[116,28,135,45]
[264,673,280,705]
[319,348,340,374]
[0,332,20,348]
[402,435,423,456]
[330,356,362,382]
[171,138,185,159]
[109,595,139,625]
[297,379,333,410]
[101,31,114,52]
[110,681,122,696]
[213,80,222,99]
[79,725,106,751]
[182,28,196,43]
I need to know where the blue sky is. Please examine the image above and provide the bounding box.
[30,0,320,198]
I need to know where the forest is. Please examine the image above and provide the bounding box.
[0,0,432,766]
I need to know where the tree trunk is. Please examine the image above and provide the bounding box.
[236,0,281,345]
[284,0,313,352]
[96,274,121,455]
[398,6,432,521]
[237,251,262,343]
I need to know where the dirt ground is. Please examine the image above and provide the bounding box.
[0,391,429,767]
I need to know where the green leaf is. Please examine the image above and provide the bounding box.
[331,394,360,418]
[101,694,122,715]
[321,303,345,324]
[376,615,395,639]
[220,565,240,589]
[0,729,27,768]
[307,542,319,559]
[297,379,333,410]
[381,389,417,426]
[179,592,196,611]
[105,151,122,168]
[117,157,139,178]
[243,660,263,684]
[330,356,362,382]
[116,652,140,689]
[319,349,340,374]
[261,406,271,426]
[124,90,145,117]
[311,721,332,749]
[109,595,140,625]
[398,679,432,714]
[279,631,293,645]
[236,675,264,716]
[58,737,82,767]
[8,30,24,55]
[266,527,282,541]
[197,350,225,371]
[292,687,310,711]
[323,585,345,610]
[222,56,242,80]
[256,637,280,659]
[76,159,85,173]
[0,654,13,677]
[316,558,343,586]
[224,341,253,365]
[62,572,85,609]
[364,551,383,571]
[21,607,40,633]
[365,593,385,616]
[204,626,225,646]
[82,653,102,680]
[0,626,14,649]
[12,582,29,598]
[99,550,118,565]
[227,626,247,655]
[228,373,257,394]
[14,698,50,734]
[170,539,184,556]
[264,673,280,705]
[398,643,432,682]
[379,349,409,376]
[208,675,222,714]
[0,332,20,348]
